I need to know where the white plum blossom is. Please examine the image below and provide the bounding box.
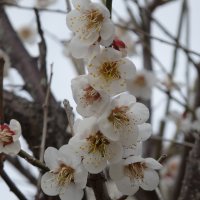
[0,119,21,155]
[127,69,157,100]
[41,145,88,200]
[98,93,149,146]
[109,156,162,195]
[88,48,136,96]
[66,0,115,58]
[71,75,109,117]
[167,111,192,133]
[69,117,123,174]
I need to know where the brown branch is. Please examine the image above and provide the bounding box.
[0,168,28,200]
[0,58,4,124]
[6,156,37,185]
[87,173,111,200]
[34,8,47,86]
[18,150,49,172]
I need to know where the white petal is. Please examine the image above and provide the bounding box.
[98,115,120,141]
[83,153,107,174]
[124,156,144,165]
[59,184,83,200]
[109,161,124,181]
[59,144,81,167]
[130,103,149,124]
[115,177,139,195]
[107,141,123,164]
[74,166,88,189]
[145,158,162,170]
[119,125,139,146]
[119,58,136,80]
[140,169,159,191]
[44,147,59,169]
[3,140,21,155]
[66,10,83,32]
[137,123,152,142]
[41,172,60,196]
[9,119,21,139]
[72,0,90,10]
[100,20,115,40]
[114,93,136,107]
[69,37,90,58]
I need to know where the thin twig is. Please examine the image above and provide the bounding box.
[0,58,5,124]
[157,154,167,163]
[106,0,113,15]
[0,169,28,200]
[18,150,49,172]
[39,64,53,163]
[34,8,47,85]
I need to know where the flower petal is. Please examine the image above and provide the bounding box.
[44,147,59,169]
[129,103,149,124]
[9,119,21,139]
[100,20,115,40]
[115,177,139,195]
[109,161,124,181]
[137,123,152,142]
[145,158,162,170]
[3,141,21,155]
[41,172,60,196]
[140,169,159,191]
[59,183,83,200]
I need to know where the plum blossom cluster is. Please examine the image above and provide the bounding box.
[41,0,162,199]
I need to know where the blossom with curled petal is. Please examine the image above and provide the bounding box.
[98,93,149,146]
[88,48,136,96]
[127,70,157,100]
[66,0,115,58]
[0,119,21,155]
[69,117,123,174]
[71,75,109,117]
[41,145,88,200]
[109,156,162,195]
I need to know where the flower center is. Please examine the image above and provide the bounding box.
[0,124,15,146]
[87,131,110,157]
[55,164,75,186]
[108,106,129,129]
[84,9,104,31]
[124,162,146,180]
[82,85,101,105]
[99,61,121,81]
[134,75,146,87]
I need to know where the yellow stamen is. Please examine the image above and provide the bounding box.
[87,131,110,157]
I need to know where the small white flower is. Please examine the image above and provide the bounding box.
[66,0,115,58]
[167,111,192,133]
[0,49,11,77]
[69,117,123,174]
[88,48,136,96]
[127,70,157,100]
[192,107,200,132]
[109,156,162,195]
[41,145,88,200]
[71,75,109,117]
[0,119,21,155]
[98,93,149,146]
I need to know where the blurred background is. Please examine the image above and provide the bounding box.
[0,0,200,199]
